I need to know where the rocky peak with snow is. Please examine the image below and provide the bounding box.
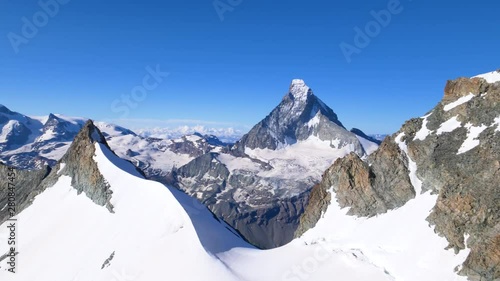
[56,120,116,212]
[37,113,85,142]
[234,79,361,153]
[0,120,117,223]
[297,70,500,280]
[288,79,311,100]
[0,105,41,152]
[173,79,379,249]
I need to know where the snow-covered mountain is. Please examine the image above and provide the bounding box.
[173,79,379,248]
[138,126,244,144]
[233,79,366,152]
[0,106,228,181]
[0,106,88,169]
[0,113,476,281]
[0,121,252,280]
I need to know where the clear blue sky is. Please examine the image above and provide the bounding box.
[1,0,499,134]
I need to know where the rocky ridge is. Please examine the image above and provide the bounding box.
[0,120,124,225]
[296,70,500,280]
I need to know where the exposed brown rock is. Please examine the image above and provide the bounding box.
[443,77,485,102]
[297,71,500,280]
[296,136,415,237]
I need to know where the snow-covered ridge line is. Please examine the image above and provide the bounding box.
[473,70,500,84]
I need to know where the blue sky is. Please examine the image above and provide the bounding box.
[0,0,499,134]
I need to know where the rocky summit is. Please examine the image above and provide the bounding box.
[0,120,122,225]
[296,71,500,281]
[173,79,378,249]
[233,79,362,152]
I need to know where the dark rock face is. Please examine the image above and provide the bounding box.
[296,73,500,280]
[167,136,216,158]
[173,152,310,249]
[211,191,309,249]
[0,163,50,224]
[296,137,415,237]
[57,120,115,212]
[332,141,414,218]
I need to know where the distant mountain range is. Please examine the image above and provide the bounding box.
[136,126,244,144]
[1,70,499,280]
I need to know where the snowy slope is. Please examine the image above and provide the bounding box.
[242,136,362,195]
[0,142,248,281]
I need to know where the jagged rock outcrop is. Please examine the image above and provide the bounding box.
[0,120,123,223]
[296,137,415,236]
[296,70,500,280]
[56,120,115,212]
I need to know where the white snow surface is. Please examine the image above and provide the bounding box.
[103,133,195,173]
[473,70,500,83]
[414,113,432,141]
[0,143,247,281]
[289,79,310,101]
[297,191,470,281]
[307,112,321,128]
[437,116,462,135]
[245,136,359,182]
[443,93,475,111]
[0,120,19,143]
[457,123,488,154]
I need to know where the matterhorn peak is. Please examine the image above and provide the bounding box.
[289,79,311,100]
